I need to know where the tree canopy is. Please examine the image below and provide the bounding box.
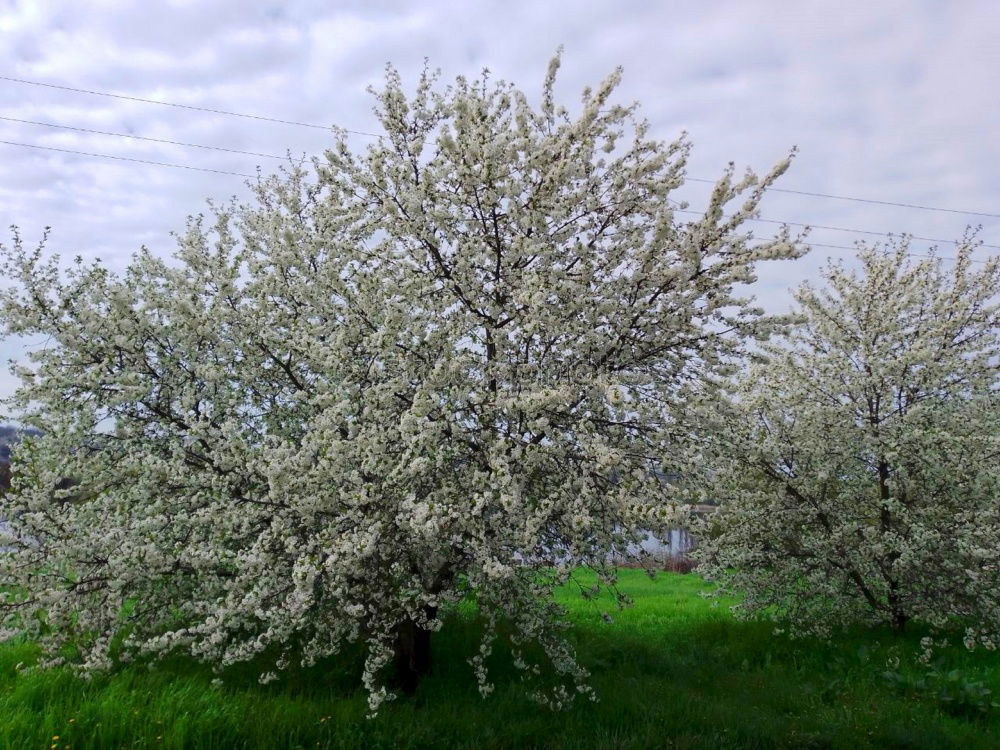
[695,241,1000,646]
[0,55,800,711]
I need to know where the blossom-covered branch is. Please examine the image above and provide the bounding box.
[0,54,801,712]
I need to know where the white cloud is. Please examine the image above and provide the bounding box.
[0,0,998,402]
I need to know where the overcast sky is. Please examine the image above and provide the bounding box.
[1,0,999,403]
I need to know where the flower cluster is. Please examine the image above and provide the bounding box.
[694,240,1000,644]
[0,54,799,710]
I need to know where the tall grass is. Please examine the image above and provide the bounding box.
[2,571,999,749]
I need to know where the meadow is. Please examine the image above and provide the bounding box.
[2,570,999,749]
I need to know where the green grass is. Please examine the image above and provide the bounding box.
[2,571,1000,749]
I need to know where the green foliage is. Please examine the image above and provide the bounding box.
[883,664,1000,718]
[1,571,999,749]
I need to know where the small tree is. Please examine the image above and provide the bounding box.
[695,241,1000,642]
[0,56,799,711]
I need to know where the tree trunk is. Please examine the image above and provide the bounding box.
[890,610,908,634]
[877,457,908,635]
[392,606,436,695]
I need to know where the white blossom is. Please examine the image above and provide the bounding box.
[694,239,1000,645]
[0,54,800,706]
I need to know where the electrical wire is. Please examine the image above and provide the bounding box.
[0,74,380,137]
[0,115,286,160]
[672,208,1000,251]
[0,138,257,178]
[2,138,996,264]
[802,241,992,264]
[3,75,998,219]
[683,177,1000,219]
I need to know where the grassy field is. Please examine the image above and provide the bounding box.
[2,570,999,749]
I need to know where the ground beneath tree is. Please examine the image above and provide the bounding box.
[1,571,998,749]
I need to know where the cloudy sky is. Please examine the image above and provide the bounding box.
[1,0,999,401]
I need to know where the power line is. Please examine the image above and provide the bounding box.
[684,177,1000,219]
[673,208,1000,251]
[6,116,998,250]
[753,217,1000,251]
[0,139,257,178]
[0,115,287,160]
[2,100,998,254]
[0,74,381,138]
[803,241,992,264]
[4,74,999,220]
[3,135,996,262]
[3,137,996,268]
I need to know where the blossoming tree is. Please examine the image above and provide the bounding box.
[695,241,1000,643]
[0,56,800,711]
